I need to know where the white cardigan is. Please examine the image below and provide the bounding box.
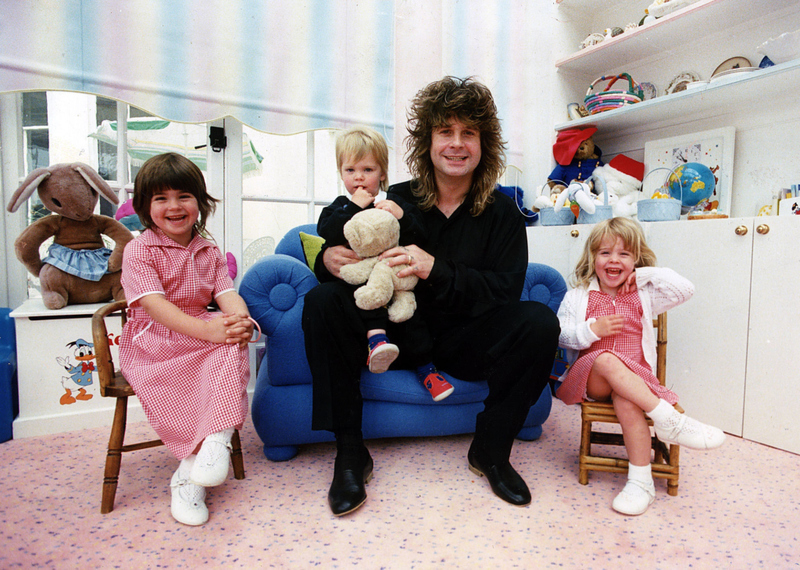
[557,267,695,377]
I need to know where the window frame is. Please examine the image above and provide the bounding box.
[0,91,345,307]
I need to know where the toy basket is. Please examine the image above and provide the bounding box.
[540,207,576,226]
[584,73,644,115]
[538,180,576,226]
[577,176,613,225]
[637,167,683,222]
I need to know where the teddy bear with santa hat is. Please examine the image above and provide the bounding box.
[593,154,645,218]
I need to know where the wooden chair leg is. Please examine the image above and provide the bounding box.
[231,429,245,480]
[578,416,591,485]
[101,396,128,514]
[667,444,680,496]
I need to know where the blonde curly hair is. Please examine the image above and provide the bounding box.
[572,217,657,288]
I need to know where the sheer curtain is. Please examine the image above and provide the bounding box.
[0,0,394,137]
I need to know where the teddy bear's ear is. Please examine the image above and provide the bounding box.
[73,163,119,205]
[6,168,51,213]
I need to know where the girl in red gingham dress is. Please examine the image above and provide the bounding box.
[556,217,725,516]
[120,153,255,526]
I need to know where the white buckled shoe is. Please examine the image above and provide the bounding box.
[655,414,726,450]
[612,479,656,516]
[190,428,234,487]
[171,457,209,526]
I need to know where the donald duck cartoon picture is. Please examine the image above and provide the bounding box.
[56,338,95,405]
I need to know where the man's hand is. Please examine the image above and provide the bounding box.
[323,245,363,279]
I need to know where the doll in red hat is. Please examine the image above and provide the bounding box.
[539,128,604,217]
[548,127,603,190]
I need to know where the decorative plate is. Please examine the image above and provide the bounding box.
[640,82,658,100]
[684,80,709,91]
[709,67,759,81]
[567,102,589,120]
[712,57,752,77]
[665,71,701,95]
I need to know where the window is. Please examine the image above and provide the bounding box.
[15,92,178,298]
[241,128,341,256]
[21,92,49,224]
[240,126,399,266]
[10,90,352,298]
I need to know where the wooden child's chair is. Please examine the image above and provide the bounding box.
[578,312,682,496]
[91,299,246,514]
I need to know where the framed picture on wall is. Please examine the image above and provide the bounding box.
[644,127,735,215]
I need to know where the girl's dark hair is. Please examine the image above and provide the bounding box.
[132,152,219,236]
[405,76,506,216]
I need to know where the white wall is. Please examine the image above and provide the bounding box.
[393,0,555,202]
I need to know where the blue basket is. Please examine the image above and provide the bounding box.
[638,198,681,221]
[540,207,575,226]
[638,167,683,222]
[577,176,613,225]
[538,179,575,226]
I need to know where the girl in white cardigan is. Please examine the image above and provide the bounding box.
[556,217,724,515]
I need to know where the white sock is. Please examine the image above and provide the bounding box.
[210,427,235,445]
[628,462,653,486]
[179,455,196,479]
[646,399,679,429]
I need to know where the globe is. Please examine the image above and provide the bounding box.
[666,162,715,209]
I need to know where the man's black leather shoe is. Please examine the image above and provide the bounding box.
[467,446,531,506]
[328,447,373,516]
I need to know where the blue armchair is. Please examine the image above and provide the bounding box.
[239,224,567,461]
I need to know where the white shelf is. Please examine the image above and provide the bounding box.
[556,0,787,76]
[554,58,800,133]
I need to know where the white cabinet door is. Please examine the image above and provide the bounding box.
[526,224,590,281]
[645,218,752,436]
[743,216,800,454]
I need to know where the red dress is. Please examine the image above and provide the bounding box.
[556,289,678,406]
[120,228,249,460]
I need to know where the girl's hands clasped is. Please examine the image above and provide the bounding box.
[380,244,433,280]
[222,313,255,348]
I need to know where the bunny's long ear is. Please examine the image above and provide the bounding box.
[568,181,597,215]
[6,168,51,213]
[74,163,119,205]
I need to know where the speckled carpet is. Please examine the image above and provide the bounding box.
[1,398,798,569]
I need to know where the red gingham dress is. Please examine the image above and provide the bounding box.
[555,289,678,406]
[119,228,249,460]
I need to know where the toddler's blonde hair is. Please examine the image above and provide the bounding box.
[335,126,389,193]
[571,217,657,288]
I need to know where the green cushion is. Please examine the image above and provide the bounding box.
[299,232,325,269]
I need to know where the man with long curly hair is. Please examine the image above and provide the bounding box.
[303,77,560,515]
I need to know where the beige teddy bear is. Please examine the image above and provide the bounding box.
[339,208,418,323]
